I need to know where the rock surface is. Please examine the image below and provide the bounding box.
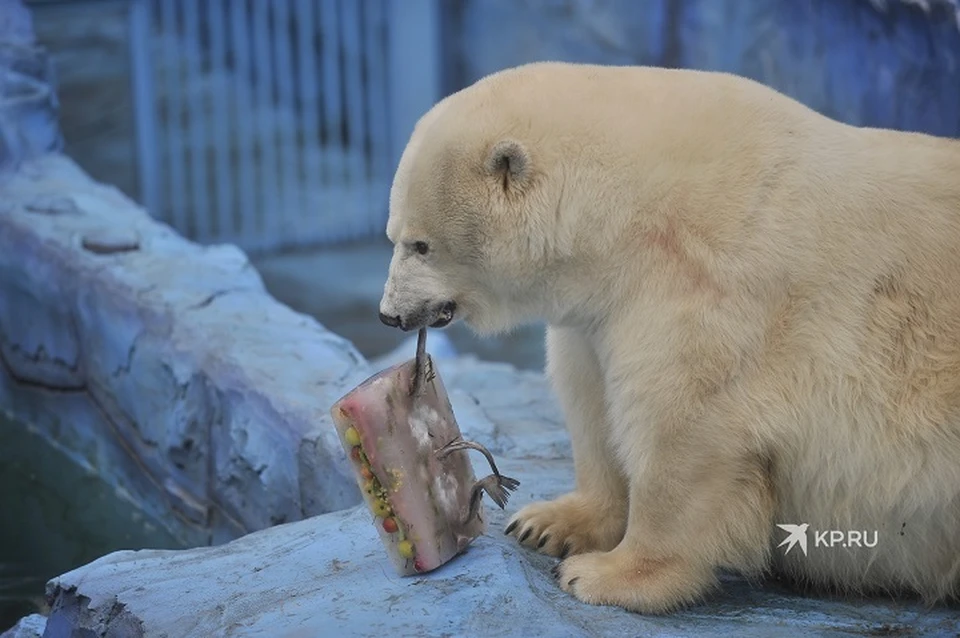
[45,454,960,638]
[0,615,46,638]
[0,154,373,548]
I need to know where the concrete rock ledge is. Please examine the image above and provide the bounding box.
[0,154,371,547]
[44,457,960,638]
[0,614,45,638]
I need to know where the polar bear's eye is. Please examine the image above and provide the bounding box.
[414,241,430,255]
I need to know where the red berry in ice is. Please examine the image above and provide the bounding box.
[382,517,399,534]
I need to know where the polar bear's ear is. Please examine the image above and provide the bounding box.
[486,139,530,191]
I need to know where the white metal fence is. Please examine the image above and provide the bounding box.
[128,0,439,254]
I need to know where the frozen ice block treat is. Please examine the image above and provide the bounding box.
[330,329,519,576]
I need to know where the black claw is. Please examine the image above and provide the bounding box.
[537,534,550,549]
[559,542,571,559]
[504,520,518,535]
[551,564,561,579]
[567,577,580,588]
[518,527,533,543]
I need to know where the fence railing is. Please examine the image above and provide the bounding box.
[129,0,439,254]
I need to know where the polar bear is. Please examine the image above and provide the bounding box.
[378,61,960,614]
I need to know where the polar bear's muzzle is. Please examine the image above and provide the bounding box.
[379,300,457,332]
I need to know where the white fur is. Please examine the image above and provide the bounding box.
[380,61,960,613]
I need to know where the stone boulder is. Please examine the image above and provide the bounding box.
[44,452,960,637]
[0,155,372,548]
[0,615,46,638]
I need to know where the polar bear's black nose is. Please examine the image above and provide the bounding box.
[379,312,401,328]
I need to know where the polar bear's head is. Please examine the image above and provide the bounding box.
[379,65,590,336]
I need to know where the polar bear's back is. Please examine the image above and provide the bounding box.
[463,61,835,137]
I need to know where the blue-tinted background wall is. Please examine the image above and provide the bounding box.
[17,0,960,374]
[26,0,960,216]
[440,0,960,138]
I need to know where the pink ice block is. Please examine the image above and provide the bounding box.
[330,350,516,576]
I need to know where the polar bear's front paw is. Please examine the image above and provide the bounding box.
[504,492,625,558]
[556,549,716,614]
